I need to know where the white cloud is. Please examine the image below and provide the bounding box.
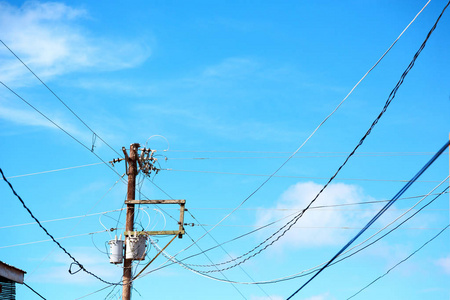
[436,256,450,274]
[0,1,151,86]
[255,182,377,249]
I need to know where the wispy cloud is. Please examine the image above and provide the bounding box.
[0,1,151,86]
[0,98,84,138]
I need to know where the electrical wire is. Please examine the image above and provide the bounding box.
[136,185,448,286]
[161,150,438,154]
[0,80,126,182]
[162,181,445,276]
[184,232,248,299]
[24,283,46,300]
[135,171,272,298]
[0,167,122,286]
[25,174,125,280]
[165,153,439,159]
[2,191,446,231]
[347,225,450,299]
[7,161,441,182]
[154,0,433,264]
[161,168,440,183]
[0,229,114,249]
[0,39,123,159]
[180,3,448,271]
[73,284,114,300]
[0,208,126,230]
[186,210,273,299]
[103,285,120,300]
[265,185,450,286]
[5,162,105,179]
[188,224,445,230]
[185,175,449,271]
[287,140,450,299]
[99,214,114,240]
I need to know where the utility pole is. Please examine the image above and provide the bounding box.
[111,142,185,300]
[122,143,139,300]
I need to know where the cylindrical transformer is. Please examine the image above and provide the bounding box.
[125,235,147,260]
[109,238,124,264]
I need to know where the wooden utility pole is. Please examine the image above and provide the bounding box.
[122,143,139,300]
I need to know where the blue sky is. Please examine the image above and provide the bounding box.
[0,1,449,299]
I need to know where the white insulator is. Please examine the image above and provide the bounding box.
[108,238,124,264]
[125,235,147,260]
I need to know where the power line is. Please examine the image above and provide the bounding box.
[73,284,114,300]
[24,174,125,281]
[161,168,441,183]
[165,153,439,160]
[0,229,120,249]
[0,208,126,230]
[182,192,449,211]
[23,283,46,300]
[185,173,449,273]
[201,2,450,272]
[137,186,448,286]
[187,224,446,230]
[5,162,104,179]
[287,140,450,299]
[0,39,123,158]
[347,225,450,299]
[136,176,272,297]
[0,167,121,286]
[167,0,433,262]
[136,182,447,279]
[144,180,449,287]
[186,175,449,271]
[0,81,126,181]
[5,160,442,183]
[186,210,273,299]
[3,191,447,231]
[183,232,248,300]
[266,185,450,287]
[161,151,441,155]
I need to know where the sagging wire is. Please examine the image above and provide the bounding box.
[170,4,449,270]
[0,168,121,285]
[134,184,449,286]
[192,175,449,272]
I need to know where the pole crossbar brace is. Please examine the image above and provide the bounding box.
[124,199,186,238]
[125,230,185,236]
[125,199,185,204]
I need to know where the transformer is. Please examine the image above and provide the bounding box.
[125,234,147,260]
[108,235,124,264]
